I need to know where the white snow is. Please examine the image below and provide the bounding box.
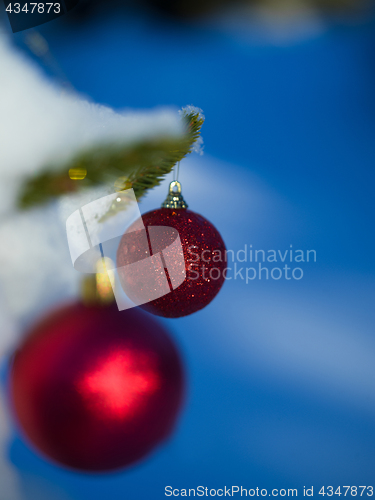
[0,32,183,216]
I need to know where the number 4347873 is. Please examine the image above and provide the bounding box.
[319,487,373,497]
[6,3,61,14]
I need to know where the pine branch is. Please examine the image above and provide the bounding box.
[17,110,204,213]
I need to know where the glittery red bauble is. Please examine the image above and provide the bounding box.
[117,208,226,318]
[10,303,184,472]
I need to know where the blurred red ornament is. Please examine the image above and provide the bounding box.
[10,302,184,472]
[117,182,226,318]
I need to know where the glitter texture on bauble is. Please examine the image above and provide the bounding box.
[117,206,227,318]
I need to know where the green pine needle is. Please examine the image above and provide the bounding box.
[18,110,204,217]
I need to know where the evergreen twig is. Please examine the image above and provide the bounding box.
[18,110,204,216]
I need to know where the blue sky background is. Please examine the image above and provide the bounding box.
[5,5,375,499]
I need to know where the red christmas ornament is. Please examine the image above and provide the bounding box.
[10,301,184,472]
[117,181,226,318]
